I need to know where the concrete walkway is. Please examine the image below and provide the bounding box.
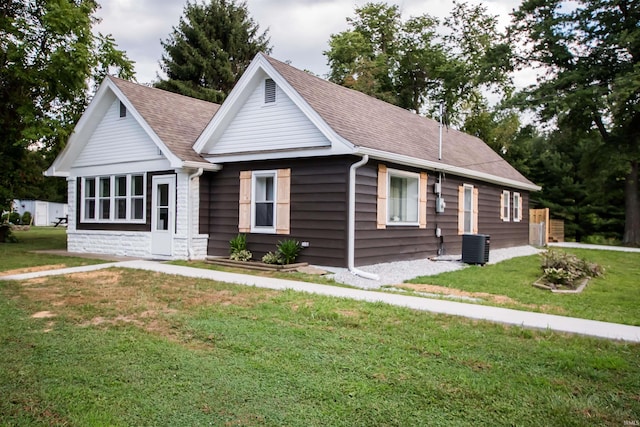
[2,259,639,343]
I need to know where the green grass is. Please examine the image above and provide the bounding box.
[0,227,107,273]
[1,268,639,426]
[404,249,640,326]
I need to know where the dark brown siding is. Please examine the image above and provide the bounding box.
[354,160,530,266]
[203,156,352,267]
[75,171,174,232]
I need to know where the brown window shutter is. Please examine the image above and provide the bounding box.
[238,171,251,232]
[419,172,428,229]
[472,187,479,234]
[457,185,464,235]
[377,164,387,229]
[276,168,291,234]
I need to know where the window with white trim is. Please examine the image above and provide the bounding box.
[513,192,522,222]
[501,190,510,222]
[387,169,419,224]
[463,185,474,234]
[81,174,146,223]
[264,78,276,104]
[252,171,277,231]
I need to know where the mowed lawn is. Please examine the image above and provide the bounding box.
[403,248,640,326]
[0,227,106,273]
[1,229,639,425]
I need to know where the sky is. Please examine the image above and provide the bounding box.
[94,0,533,87]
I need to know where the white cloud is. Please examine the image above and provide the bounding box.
[94,0,534,88]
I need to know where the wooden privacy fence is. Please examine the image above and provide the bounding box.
[529,208,565,245]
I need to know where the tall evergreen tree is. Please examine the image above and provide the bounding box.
[0,0,134,212]
[156,0,271,103]
[510,0,640,245]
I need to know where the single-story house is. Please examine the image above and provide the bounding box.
[46,53,540,274]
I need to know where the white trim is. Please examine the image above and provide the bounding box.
[187,168,204,260]
[513,192,522,222]
[80,174,146,224]
[182,161,221,171]
[502,190,511,222]
[358,147,541,192]
[463,184,474,234]
[386,168,420,226]
[250,170,277,234]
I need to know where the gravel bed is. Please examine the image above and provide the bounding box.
[326,245,543,290]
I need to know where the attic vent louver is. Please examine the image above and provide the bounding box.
[119,101,126,118]
[264,78,276,103]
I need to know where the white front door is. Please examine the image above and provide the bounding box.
[151,175,175,256]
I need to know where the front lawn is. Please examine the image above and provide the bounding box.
[1,268,639,426]
[0,227,107,274]
[403,249,640,326]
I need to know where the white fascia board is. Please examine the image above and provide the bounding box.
[181,160,222,171]
[358,147,542,192]
[45,79,117,176]
[70,158,174,177]
[204,144,354,164]
[194,53,356,155]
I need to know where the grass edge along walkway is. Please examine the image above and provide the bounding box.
[3,259,639,343]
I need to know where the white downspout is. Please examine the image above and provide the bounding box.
[187,168,204,260]
[348,155,379,280]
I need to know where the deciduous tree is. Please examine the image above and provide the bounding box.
[324,2,512,126]
[0,0,134,212]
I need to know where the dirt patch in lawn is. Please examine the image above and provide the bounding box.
[396,283,566,314]
[0,264,67,276]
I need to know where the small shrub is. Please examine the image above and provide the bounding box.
[262,251,282,265]
[539,249,603,289]
[6,212,21,225]
[229,233,248,255]
[21,211,32,225]
[230,249,252,262]
[276,239,302,265]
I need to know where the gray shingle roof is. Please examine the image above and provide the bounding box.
[109,76,220,163]
[264,55,536,187]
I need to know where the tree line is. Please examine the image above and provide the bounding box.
[1,0,637,245]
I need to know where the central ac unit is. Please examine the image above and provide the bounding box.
[461,234,490,265]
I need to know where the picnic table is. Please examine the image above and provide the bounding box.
[53,216,68,227]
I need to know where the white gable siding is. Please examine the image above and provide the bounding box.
[209,81,330,155]
[75,99,163,167]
